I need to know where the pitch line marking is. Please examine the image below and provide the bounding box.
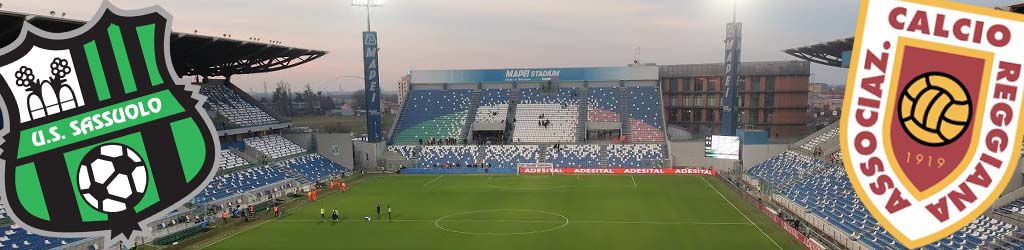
[700,176,784,250]
[275,219,748,226]
[434,209,569,235]
[424,175,444,187]
[630,175,637,188]
[198,174,379,250]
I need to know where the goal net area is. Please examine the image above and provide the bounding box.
[517,163,556,175]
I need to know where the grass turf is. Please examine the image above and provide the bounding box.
[199,174,805,250]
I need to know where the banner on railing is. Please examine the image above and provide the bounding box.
[518,167,716,175]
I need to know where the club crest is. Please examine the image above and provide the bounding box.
[842,0,1024,248]
[0,3,220,245]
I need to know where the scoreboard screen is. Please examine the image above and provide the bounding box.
[705,135,740,160]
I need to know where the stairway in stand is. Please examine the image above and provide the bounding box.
[598,144,610,167]
[537,144,549,163]
[506,89,519,144]
[577,88,588,142]
[618,87,632,140]
[461,90,481,143]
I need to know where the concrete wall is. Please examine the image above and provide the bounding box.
[670,141,789,171]
[282,132,313,151]
[353,140,386,170]
[315,133,355,169]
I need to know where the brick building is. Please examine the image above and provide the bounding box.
[659,61,810,137]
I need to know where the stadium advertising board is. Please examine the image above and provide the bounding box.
[410,66,658,84]
[704,135,740,160]
[362,31,382,142]
[842,0,1024,247]
[518,167,716,176]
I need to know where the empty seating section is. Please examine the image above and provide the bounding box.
[548,144,600,167]
[415,145,478,168]
[606,144,664,167]
[476,89,510,124]
[387,145,420,159]
[800,127,839,151]
[0,224,77,249]
[194,166,286,204]
[200,84,280,128]
[218,150,251,170]
[244,135,306,159]
[587,88,620,122]
[481,145,538,168]
[513,88,579,143]
[748,152,1012,250]
[746,151,817,190]
[282,154,348,182]
[626,87,665,142]
[393,90,473,144]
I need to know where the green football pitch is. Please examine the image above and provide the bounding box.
[199,174,805,249]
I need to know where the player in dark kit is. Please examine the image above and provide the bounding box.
[376,202,382,219]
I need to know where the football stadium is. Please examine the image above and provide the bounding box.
[5,1,1024,250]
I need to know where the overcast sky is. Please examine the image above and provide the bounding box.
[11,0,1021,93]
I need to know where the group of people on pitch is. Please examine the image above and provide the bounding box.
[321,202,393,222]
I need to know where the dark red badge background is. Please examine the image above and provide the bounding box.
[890,45,985,193]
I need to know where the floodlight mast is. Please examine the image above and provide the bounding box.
[352,0,383,32]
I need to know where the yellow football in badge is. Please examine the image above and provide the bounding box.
[899,72,971,145]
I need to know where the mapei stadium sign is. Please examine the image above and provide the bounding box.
[842,0,1024,247]
[0,3,219,245]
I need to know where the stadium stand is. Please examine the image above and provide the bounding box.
[800,127,839,152]
[280,154,348,183]
[481,145,538,168]
[200,84,282,128]
[217,150,252,170]
[747,151,1017,250]
[243,135,306,159]
[392,89,474,144]
[0,224,77,249]
[625,87,666,142]
[415,145,478,168]
[587,87,620,122]
[547,144,601,167]
[387,145,420,159]
[606,144,664,167]
[193,165,287,204]
[475,89,511,124]
[513,88,579,143]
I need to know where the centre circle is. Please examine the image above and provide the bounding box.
[434,209,569,235]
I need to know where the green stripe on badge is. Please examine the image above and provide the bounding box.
[15,163,50,221]
[136,24,163,86]
[83,41,111,101]
[107,24,137,93]
[171,118,206,182]
[16,90,186,159]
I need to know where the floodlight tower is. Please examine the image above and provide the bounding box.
[721,0,742,136]
[353,0,384,143]
[352,0,383,31]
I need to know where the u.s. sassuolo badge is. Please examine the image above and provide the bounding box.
[0,3,220,245]
[843,0,1024,248]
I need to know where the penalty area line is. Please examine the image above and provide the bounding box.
[700,176,784,250]
[424,175,444,187]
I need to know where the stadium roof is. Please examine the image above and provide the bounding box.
[782,37,854,68]
[0,10,327,77]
